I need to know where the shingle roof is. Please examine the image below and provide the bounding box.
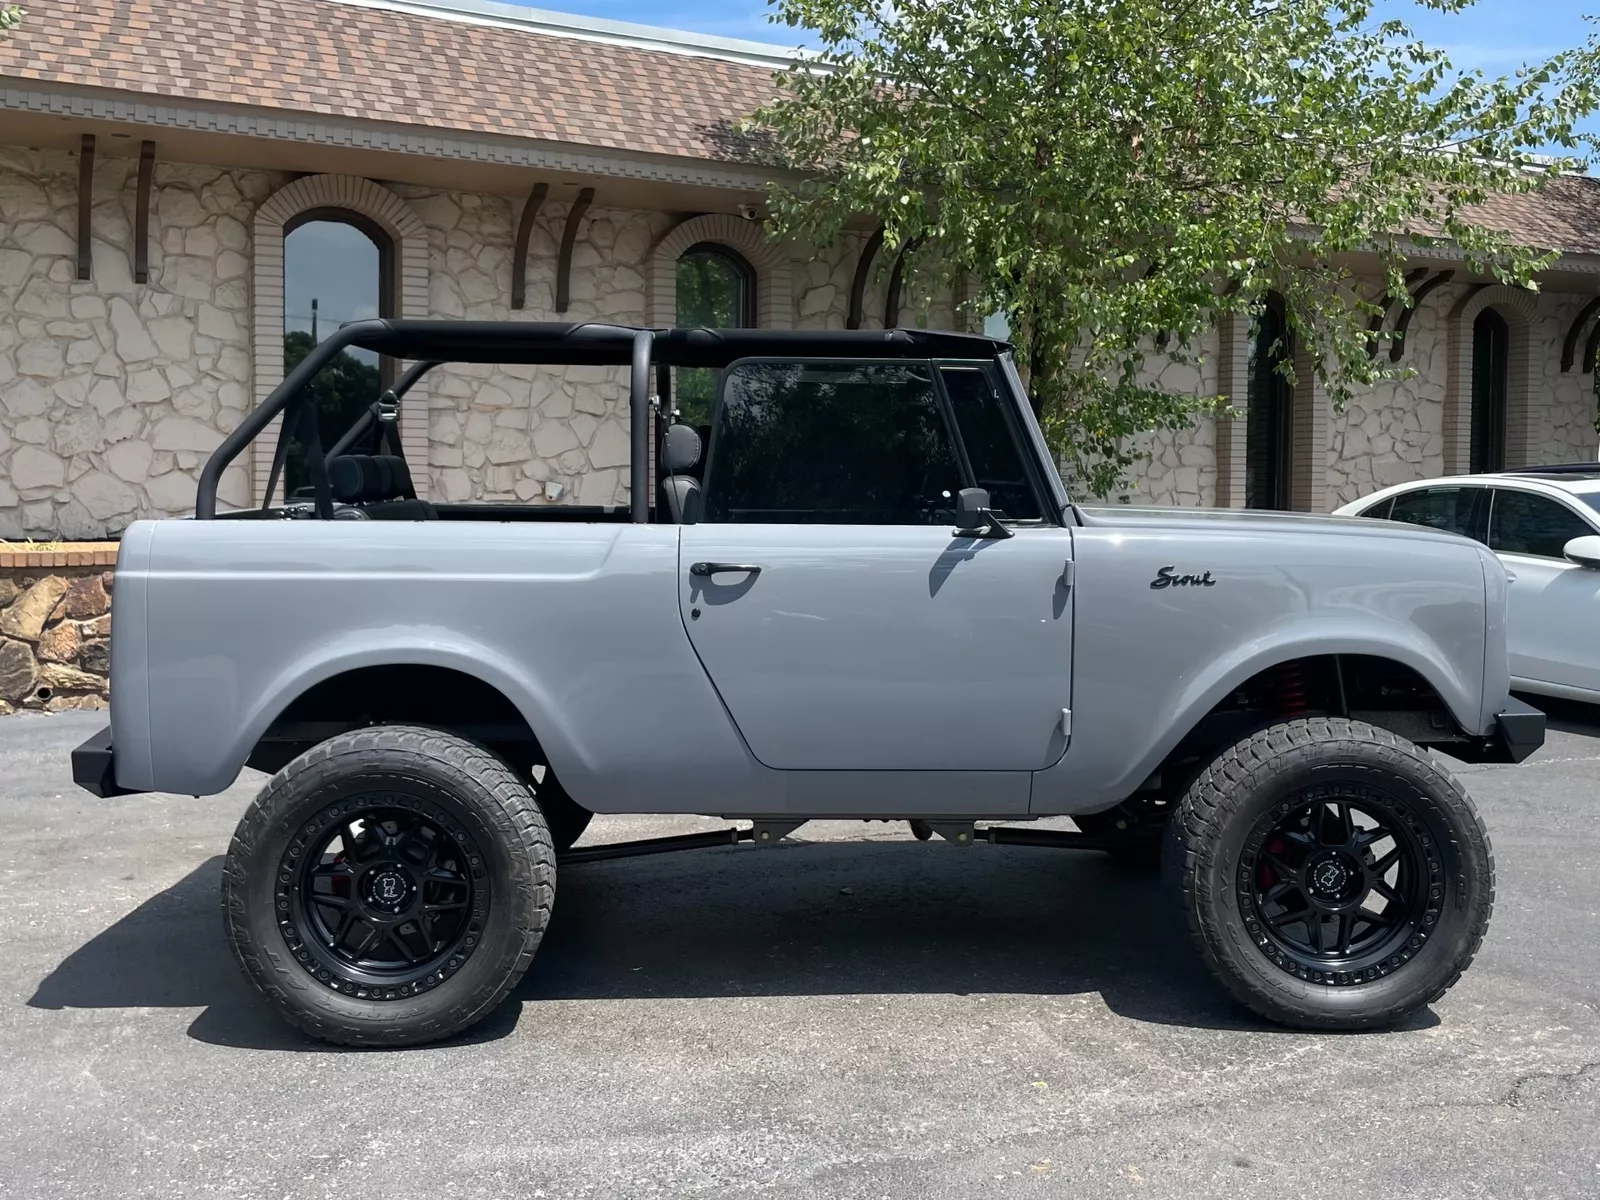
[3,0,1600,260]
[0,0,787,164]
[1466,173,1600,259]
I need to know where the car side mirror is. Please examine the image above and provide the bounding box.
[953,487,1013,540]
[1563,534,1600,569]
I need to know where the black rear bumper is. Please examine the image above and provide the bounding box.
[71,725,138,797]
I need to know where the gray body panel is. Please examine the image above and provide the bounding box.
[107,500,1506,818]
[679,523,1075,771]
[1035,506,1499,813]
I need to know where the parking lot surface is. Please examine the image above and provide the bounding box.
[2,709,1598,1199]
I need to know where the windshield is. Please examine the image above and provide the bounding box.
[1579,493,1600,518]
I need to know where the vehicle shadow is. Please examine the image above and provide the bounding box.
[27,841,1438,1051]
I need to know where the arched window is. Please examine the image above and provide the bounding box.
[675,242,755,426]
[281,210,395,493]
[1246,292,1295,510]
[1470,308,1509,473]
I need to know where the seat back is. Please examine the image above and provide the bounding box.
[659,424,702,524]
[327,454,437,519]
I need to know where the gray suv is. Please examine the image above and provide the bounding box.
[72,320,1542,1046]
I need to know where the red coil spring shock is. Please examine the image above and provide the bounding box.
[1273,660,1308,716]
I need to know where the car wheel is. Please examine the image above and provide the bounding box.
[1165,717,1493,1029]
[222,725,554,1047]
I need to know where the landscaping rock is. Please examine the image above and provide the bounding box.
[0,638,39,703]
[81,614,112,639]
[38,662,104,692]
[80,640,109,675]
[0,579,17,607]
[0,577,68,641]
[45,693,107,712]
[51,576,110,621]
[36,621,82,663]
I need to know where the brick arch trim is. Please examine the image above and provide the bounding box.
[251,175,431,500]
[648,214,792,329]
[1444,284,1538,473]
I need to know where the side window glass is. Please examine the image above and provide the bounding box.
[939,366,1041,520]
[702,361,964,524]
[1488,490,1593,559]
[1386,487,1477,538]
[1359,497,1394,520]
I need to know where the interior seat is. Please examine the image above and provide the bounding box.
[327,454,438,520]
[659,424,702,524]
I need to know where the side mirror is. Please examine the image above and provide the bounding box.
[954,487,991,528]
[1563,534,1600,569]
[952,487,1013,540]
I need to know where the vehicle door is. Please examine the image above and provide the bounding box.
[1369,483,1489,542]
[1485,487,1600,692]
[678,358,1075,773]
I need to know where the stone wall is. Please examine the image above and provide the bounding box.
[396,186,670,507]
[0,543,116,714]
[0,149,279,539]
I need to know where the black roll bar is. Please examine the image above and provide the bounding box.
[323,359,440,467]
[630,329,652,523]
[196,319,386,519]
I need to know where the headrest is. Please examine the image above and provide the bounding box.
[328,454,414,504]
[662,423,702,475]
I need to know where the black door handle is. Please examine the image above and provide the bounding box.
[690,562,763,578]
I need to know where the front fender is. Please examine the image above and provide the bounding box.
[1035,515,1490,813]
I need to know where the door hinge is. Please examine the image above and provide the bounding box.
[1060,708,1072,736]
[1060,560,1075,590]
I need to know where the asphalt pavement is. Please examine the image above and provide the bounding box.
[2,708,1597,1199]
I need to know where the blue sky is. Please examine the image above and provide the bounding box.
[515,0,1595,63]
[512,0,1600,141]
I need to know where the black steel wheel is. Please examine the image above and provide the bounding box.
[282,804,487,1000]
[224,726,554,1046]
[1245,792,1433,985]
[1166,717,1493,1029]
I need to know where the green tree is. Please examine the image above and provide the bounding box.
[281,330,382,494]
[753,0,1600,497]
[0,7,21,38]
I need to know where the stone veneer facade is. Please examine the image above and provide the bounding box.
[2,147,1598,535]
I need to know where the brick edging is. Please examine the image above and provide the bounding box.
[0,543,119,570]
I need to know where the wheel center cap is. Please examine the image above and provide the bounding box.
[1306,854,1358,903]
[363,866,416,915]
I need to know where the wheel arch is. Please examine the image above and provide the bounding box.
[235,639,586,792]
[1087,630,1481,815]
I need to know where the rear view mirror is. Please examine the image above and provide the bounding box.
[1563,534,1600,569]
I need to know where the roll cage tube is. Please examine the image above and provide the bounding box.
[323,359,441,467]
[194,320,1008,519]
[631,328,652,523]
[196,319,386,519]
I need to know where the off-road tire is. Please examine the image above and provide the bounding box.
[1164,717,1493,1030]
[222,725,554,1046]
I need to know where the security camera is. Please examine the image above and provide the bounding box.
[737,203,763,222]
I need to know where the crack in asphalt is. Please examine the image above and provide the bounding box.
[1500,1060,1600,1108]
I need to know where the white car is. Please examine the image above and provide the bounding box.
[1334,466,1600,704]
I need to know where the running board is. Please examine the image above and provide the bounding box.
[557,827,752,864]
[556,821,1133,865]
